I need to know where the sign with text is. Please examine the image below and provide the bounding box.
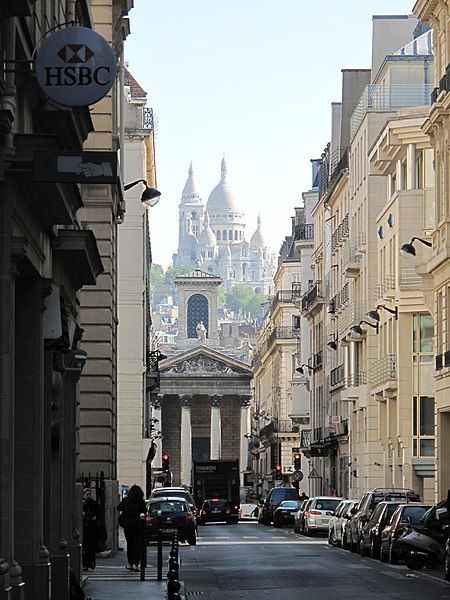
[35,26,116,107]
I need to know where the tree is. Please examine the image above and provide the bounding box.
[164,264,197,284]
[218,285,226,307]
[149,263,164,292]
[245,292,267,318]
[224,285,267,318]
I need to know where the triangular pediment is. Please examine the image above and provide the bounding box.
[159,345,252,377]
[174,268,222,282]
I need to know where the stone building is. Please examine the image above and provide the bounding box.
[0,1,129,598]
[414,0,450,500]
[173,159,276,294]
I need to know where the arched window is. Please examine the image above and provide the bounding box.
[234,230,238,240]
[243,263,247,275]
[228,230,232,240]
[191,211,198,220]
[208,250,212,258]
[216,230,221,241]
[222,230,227,240]
[187,294,209,338]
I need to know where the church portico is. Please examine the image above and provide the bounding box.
[156,346,252,487]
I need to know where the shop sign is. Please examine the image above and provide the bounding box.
[35,26,116,107]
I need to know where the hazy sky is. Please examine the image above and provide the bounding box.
[125,0,416,268]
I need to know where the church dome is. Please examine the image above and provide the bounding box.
[181,163,202,205]
[250,215,268,250]
[198,213,217,247]
[206,158,239,213]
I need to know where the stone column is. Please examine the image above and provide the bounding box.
[180,397,192,488]
[396,159,403,191]
[239,397,251,485]
[210,396,222,460]
[152,397,163,469]
[406,143,416,190]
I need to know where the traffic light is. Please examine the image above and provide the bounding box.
[293,452,301,471]
[275,464,282,479]
[162,452,170,472]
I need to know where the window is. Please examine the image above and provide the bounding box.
[412,395,435,457]
[228,230,233,240]
[216,230,221,241]
[412,313,434,362]
[187,294,209,338]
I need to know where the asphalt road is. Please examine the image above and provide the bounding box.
[179,520,450,600]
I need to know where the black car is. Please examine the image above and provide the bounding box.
[273,500,302,527]
[358,501,401,557]
[380,503,431,563]
[198,499,233,525]
[146,497,197,545]
[259,487,299,525]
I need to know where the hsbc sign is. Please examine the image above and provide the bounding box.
[35,26,116,107]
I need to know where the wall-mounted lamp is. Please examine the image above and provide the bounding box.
[349,319,379,338]
[124,179,162,207]
[326,339,338,351]
[367,305,398,321]
[296,363,318,375]
[400,236,432,259]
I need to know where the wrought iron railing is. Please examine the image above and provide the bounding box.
[300,429,311,449]
[376,275,395,301]
[301,281,323,311]
[344,372,367,388]
[292,282,302,300]
[267,326,299,348]
[371,354,397,388]
[339,301,368,333]
[399,268,422,289]
[330,364,344,389]
[271,290,294,312]
[143,106,154,129]
[294,223,314,241]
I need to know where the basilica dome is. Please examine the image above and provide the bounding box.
[250,215,268,250]
[206,158,239,214]
[181,163,202,205]
[198,213,217,247]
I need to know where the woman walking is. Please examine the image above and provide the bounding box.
[82,488,101,570]
[117,485,146,571]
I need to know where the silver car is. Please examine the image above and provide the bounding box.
[303,496,342,535]
[328,499,358,547]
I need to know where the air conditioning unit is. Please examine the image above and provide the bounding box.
[328,299,336,314]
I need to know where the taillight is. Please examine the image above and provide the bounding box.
[201,510,207,515]
[185,513,195,521]
[310,510,321,515]
[225,509,231,515]
[233,505,239,510]
[146,514,155,523]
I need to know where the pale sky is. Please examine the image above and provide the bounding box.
[125,0,416,269]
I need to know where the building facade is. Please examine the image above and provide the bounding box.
[173,159,276,294]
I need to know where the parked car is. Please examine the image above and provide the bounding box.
[358,501,401,557]
[380,503,431,563]
[259,487,299,525]
[150,487,197,515]
[273,500,302,527]
[198,498,234,525]
[302,496,342,536]
[146,497,197,545]
[347,488,420,553]
[328,499,358,547]
[294,499,311,533]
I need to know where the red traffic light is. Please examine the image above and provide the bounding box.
[275,464,282,472]
[162,452,169,461]
[293,453,301,460]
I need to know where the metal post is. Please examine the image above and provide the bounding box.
[139,513,146,581]
[157,511,163,581]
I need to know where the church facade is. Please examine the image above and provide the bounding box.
[173,159,276,294]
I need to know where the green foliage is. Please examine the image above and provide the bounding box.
[218,285,226,307]
[225,285,266,318]
[164,264,197,284]
[149,263,164,292]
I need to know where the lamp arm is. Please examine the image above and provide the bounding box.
[411,236,432,248]
[124,179,147,191]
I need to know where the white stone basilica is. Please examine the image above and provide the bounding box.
[173,158,276,294]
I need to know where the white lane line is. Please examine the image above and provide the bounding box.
[242,536,258,539]
[198,540,326,545]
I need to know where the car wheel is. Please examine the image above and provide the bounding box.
[359,536,368,557]
[388,541,398,565]
[304,523,310,536]
[294,522,299,534]
[329,529,339,548]
[350,537,358,553]
[445,549,450,581]
[342,531,350,550]
[380,544,388,562]
[187,532,197,546]
[370,540,379,559]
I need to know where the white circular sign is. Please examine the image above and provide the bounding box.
[293,470,304,482]
[35,26,116,107]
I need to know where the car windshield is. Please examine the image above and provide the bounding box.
[150,500,186,514]
[371,493,419,509]
[271,489,298,503]
[206,500,228,509]
[314,499,340,511]
[401,506,431,523]
[279,501,300,509]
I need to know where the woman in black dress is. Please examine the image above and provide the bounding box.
[82,488,101,570]
[117,485,146,571]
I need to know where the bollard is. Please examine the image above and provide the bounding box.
[139,513,146,581]
[167,532,181,600]
[157,510,163,581]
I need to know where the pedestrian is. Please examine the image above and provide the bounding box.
[330,488,338,497]
[117,484,146,572]
[82,488,101,571]
[299,492,309,501]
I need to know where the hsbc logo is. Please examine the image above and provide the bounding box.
[57,44,94,63]
[35,26,116,107]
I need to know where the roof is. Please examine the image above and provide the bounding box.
[174,268,221,281]
[124,67,147,99]
[206,158,241,214]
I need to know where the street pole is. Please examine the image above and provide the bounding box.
[157,510,163,581]
[139,513,146,581]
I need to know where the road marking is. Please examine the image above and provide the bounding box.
[242,536,258,539]
[198,540,327,545]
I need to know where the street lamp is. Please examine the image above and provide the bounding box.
[295,363,318,375]
[349,319,379,338]
[400,236,431,259]
[124,179,161,207]
[366,305,398,321]
[326,339,338,351]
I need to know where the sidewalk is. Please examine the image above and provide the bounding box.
[83,532,180,600]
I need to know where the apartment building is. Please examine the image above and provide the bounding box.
[414,0,450,500]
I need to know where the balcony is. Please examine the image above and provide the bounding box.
[376,275,395,301]
[324,420,349,440]
[344,372,366,387]
[294,223,314,242]
[339,301,368,335]
[143,107,154,129]
[319,147,349,199]
[330,364,344,391]
[371,354,397,397]
[271,290,294,312]
[259,419,299,442]
[399,268,423,290]
[351,84,432,138]
[267,326,299,348]
[300,428,311,450]
[330,282,349,314]
[301,281,324,316]
[331,214,350,252]
[291,282,302,305]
